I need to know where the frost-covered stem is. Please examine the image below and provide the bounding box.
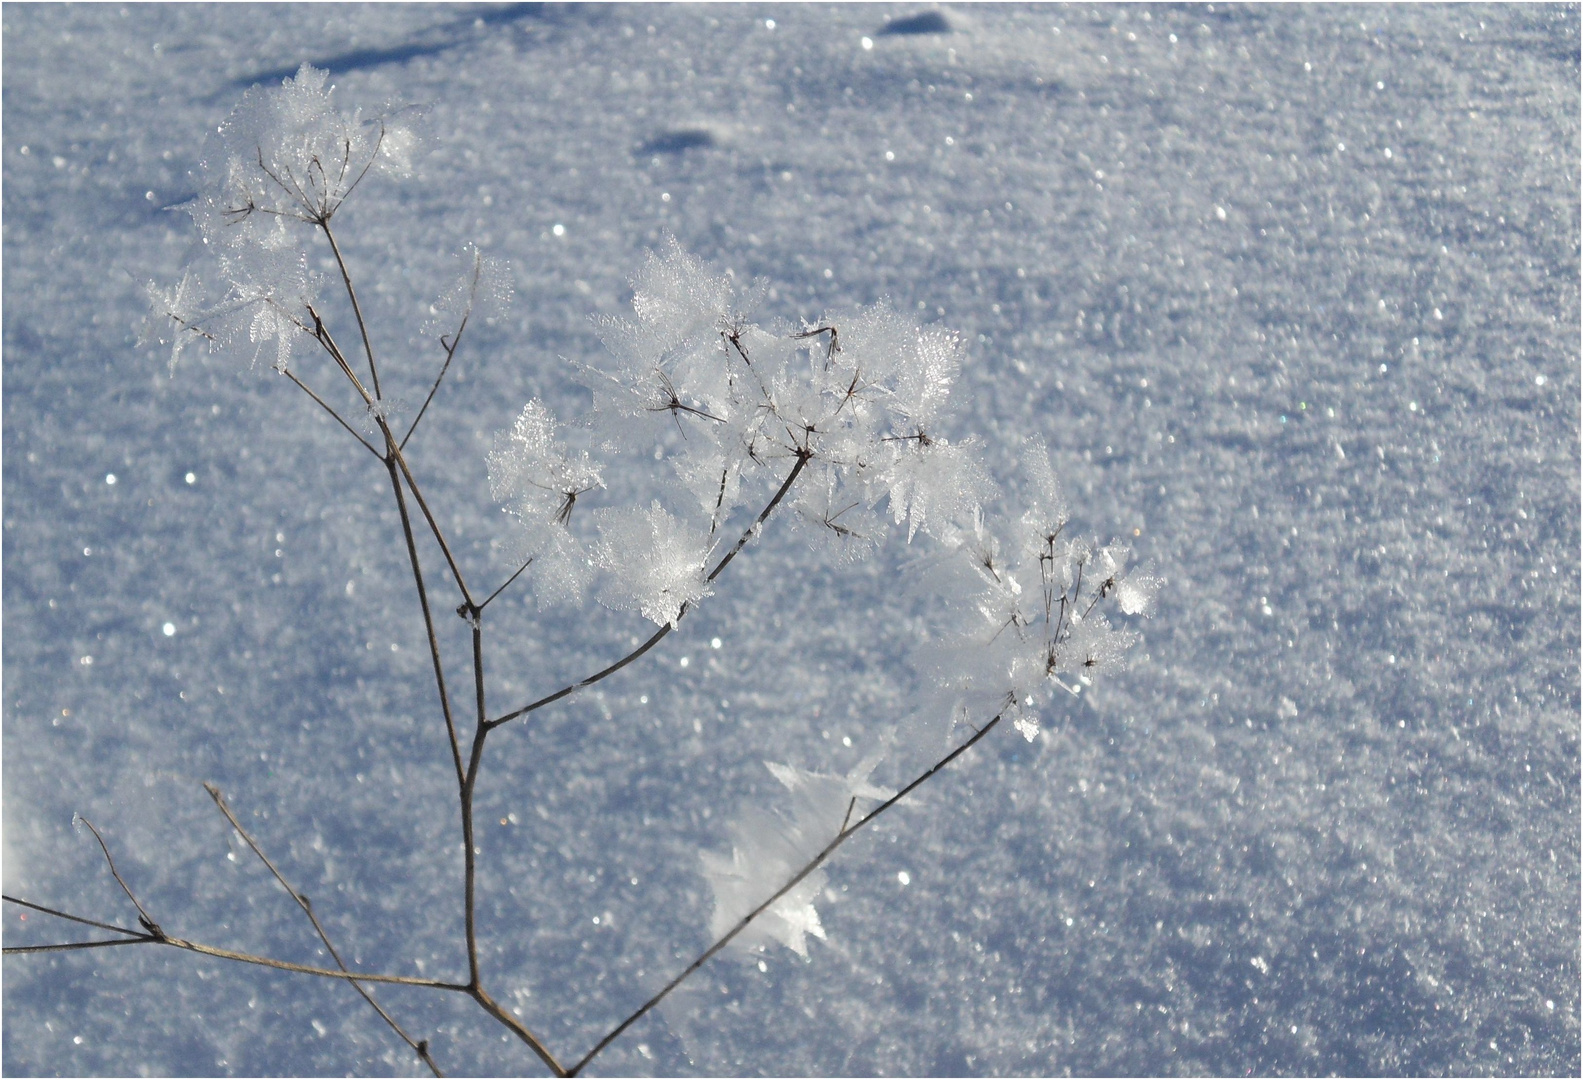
[570,709,1006,1076]
[320,220,382,399]
[705,448,810,585]
[202,784,443,1076]
[1,895,468,987]
[384,456,466,790]
[488,450,812,730]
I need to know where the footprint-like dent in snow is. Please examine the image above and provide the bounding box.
[639,125,728,156]
[878,8,958,36]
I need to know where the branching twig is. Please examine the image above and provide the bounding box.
[476,556,533,615]
[281,367,382,457]
[403,248,479,451]
[386,438,475,605]
[402,323,465,452]
[4,938,151,955]
[488,449,812,730]
[203,784,444,1077]
[3,895,463,988]
[384,453,467,791]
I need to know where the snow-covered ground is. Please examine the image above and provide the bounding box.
[3,4,1577,1076]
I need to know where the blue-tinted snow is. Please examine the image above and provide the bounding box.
[3,4,1577,1076]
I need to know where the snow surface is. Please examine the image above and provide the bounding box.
[3,4,1578,1076]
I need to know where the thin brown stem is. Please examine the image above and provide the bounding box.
[75,816,163,937]
[486,621,674,731]
[706,449,809,586]
[462,627,488,988]
[455,616,564,1074]
[489,450,811,730]
[4,938,151,955]
[281,368,382,457]
[4,894,146,937]
[203,784,443,1077]
[478,557,533,614]
[163,937,466,988]
[322,220,382,399]
[470,986,567,1077]
[569,710,1005,1076]
[402,314,469,452]
[387,438,475,606]
[2,895,464,988]
[385,455,466,791]
[305,305,375,407]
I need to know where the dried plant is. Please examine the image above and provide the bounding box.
[5,66,1161,1077]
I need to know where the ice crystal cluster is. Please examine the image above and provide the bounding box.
[142,64,1161,978]
[144,65,418,373]
[483,241,1165,950]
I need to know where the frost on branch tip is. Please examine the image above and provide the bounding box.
[702,760,894,958]
[144,243,319,373]
[593,501,712,627]
[189,64,417,242]
[487,399,604,610]
[581,238,762,451]
[426,245,512,340]
[149,65,410,374]
[876,434,994,544]
[488,400,603,526]
[911,439,1163,742]
[788,464,883,564]
[1117,564,1164,617]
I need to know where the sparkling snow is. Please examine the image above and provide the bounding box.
[3,5,1577,1077]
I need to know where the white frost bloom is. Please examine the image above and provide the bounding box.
[488,399,603,526]
[702,759,894,958]
[1117,564,1165,617]
[190,64,416,243]
[593,501,713,626]
[875,435,993,543]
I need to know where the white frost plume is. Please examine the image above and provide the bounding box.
[1016,435,1068,543]
[142,269,210,374]
[838,301,961,436]
[875,435,993,543]
[145,242,319,372]
[508,518,594,612]
[189,64,416,243]
[788,464,883,564]
[1117,563,1165,617]
[425,245,512,339]
[702,759,895,959]
[1052,611,1137,678]
[488,399,603,526]
[592,501,712,627]
[700,822,828,959]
